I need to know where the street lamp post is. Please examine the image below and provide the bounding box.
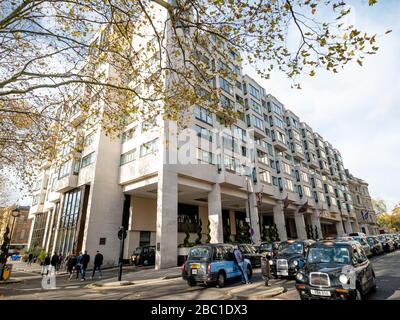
[9,207,21,253]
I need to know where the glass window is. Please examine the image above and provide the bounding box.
[84,132,95,146]
[140,139,159,157]
[252,115,263,130]
[260,170,271,184]
[219,77,234,95]
[194,105,213,125]
[58,160,72,178]
[81,152,95,168]
[120,149,136,165]
[121,127,136,143]
[249,84,260,99]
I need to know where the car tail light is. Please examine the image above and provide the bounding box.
[207,263,211,273]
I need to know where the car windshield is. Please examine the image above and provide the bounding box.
[353,236,367,245]
[378,236,386,241]
[278,242,303,255]
[260,243,272,251]
[133,248,142,255]
[307,246,351,264]
[367,238,375,246]
[188,247,211,261]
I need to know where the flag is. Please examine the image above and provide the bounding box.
[298,200,308,214]
[362,210,369,220]
[283,194,289,209]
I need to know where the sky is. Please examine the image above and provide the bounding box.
[245,0,400,211]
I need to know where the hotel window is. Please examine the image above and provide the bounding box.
[121,127,136,143]
[120,149,136,165]
[219,77,234,95]
[224,155,240,172]
[285,178,294,192]
[58,160,72,179]
[194,105,213,125]
[140,139,159,157]
[220,94,234,109]
[30,212,48,247]
[252,115,264,130]
[195,125,213,142]
[269,159,276,169]
[197,149,214,164]
[282,162,291,175]
[32,194,39,206]
[293,130,301,141]
[84,132,95,146]
[142,119,157,132]
[272,103,282,116]
[251,100,262,114]
[301,172,309,183]
[139,231,151,247]
[304,186,312,198]
[81,152,95,168]
[276,131,286,144]
[272,176,278,186]
[295,143,303,154]
[234,125,247,142]
[318,192,325,202]
[331,196,337,206]
[274,117,284,129]
[257,150,268,165]
[223,134,238,152]
[267,143,274,156]
[249,84,260,99]
[260,170,271,184]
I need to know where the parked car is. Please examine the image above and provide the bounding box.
[349,232,367,237]
[366,236,384,256]
[377,235,395,252]
[131,245,156,266]
[238,244,262,268]
[270,239,315,278]
[295,240,377,300]
[351,236,373,258]
[258,242,279,256]
[181,244,252,288]
[387,234,400,250]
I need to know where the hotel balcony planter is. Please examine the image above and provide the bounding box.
[47,191,61,203]
[55,172,78,193]
[29,204,44,215]
[292,150,305,161]
[308,159,319,169]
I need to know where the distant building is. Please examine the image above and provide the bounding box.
[0,206,32,253]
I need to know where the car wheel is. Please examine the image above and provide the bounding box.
[300,295,309,300]
[187,280,196,287]
[370,276,377,293]
[216,272,226,288]
[247,265,253,280]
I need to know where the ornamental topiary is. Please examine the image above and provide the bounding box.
[205,220,211,244]
[195,219,203,244]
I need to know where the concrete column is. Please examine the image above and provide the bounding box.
[344,219,353,234]
[246,193,261,245]
[208,183,223,243]
[155,167,178,270]
[229,210,236,241]
[294,210,308,240]
[273,201,287,241]
[336,220,345,236]
[311,209,323,240]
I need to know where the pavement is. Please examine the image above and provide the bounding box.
[1,250,400,300]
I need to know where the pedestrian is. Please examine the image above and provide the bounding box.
[76,252,83,279]
[233,245,251,284]
[80,251,90,281]
[91,251,103,279]
[57,254,64,272]
[27,253,33,266]
[66,252,77,280]
[41,254,51,276]
[50,252,58,275]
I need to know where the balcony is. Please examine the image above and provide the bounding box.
[29,203,44,215]
[55,172,78,193]
[69,108,86,126]
[292,149,305,161]
[47,191,61,203]
[272,138,288,152]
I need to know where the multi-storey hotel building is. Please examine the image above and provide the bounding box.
[27,7,376,269]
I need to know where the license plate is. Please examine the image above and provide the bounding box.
[277,271,288,276]
[191,263,200,269]
[191,269,198,275]
[310,289,331,297]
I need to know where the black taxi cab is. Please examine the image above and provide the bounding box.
[295,240,377,300]
[270,239,315,278]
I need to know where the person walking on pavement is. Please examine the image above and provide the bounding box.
[233,245,251,284]
[91,251,103,279]
[57,254,64,272]
[27,253,33,266]
[75,252,83,279]
[50,252,58,275]
[66,252,77,280]
[80,251,90,281]
[41,254,51,276]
